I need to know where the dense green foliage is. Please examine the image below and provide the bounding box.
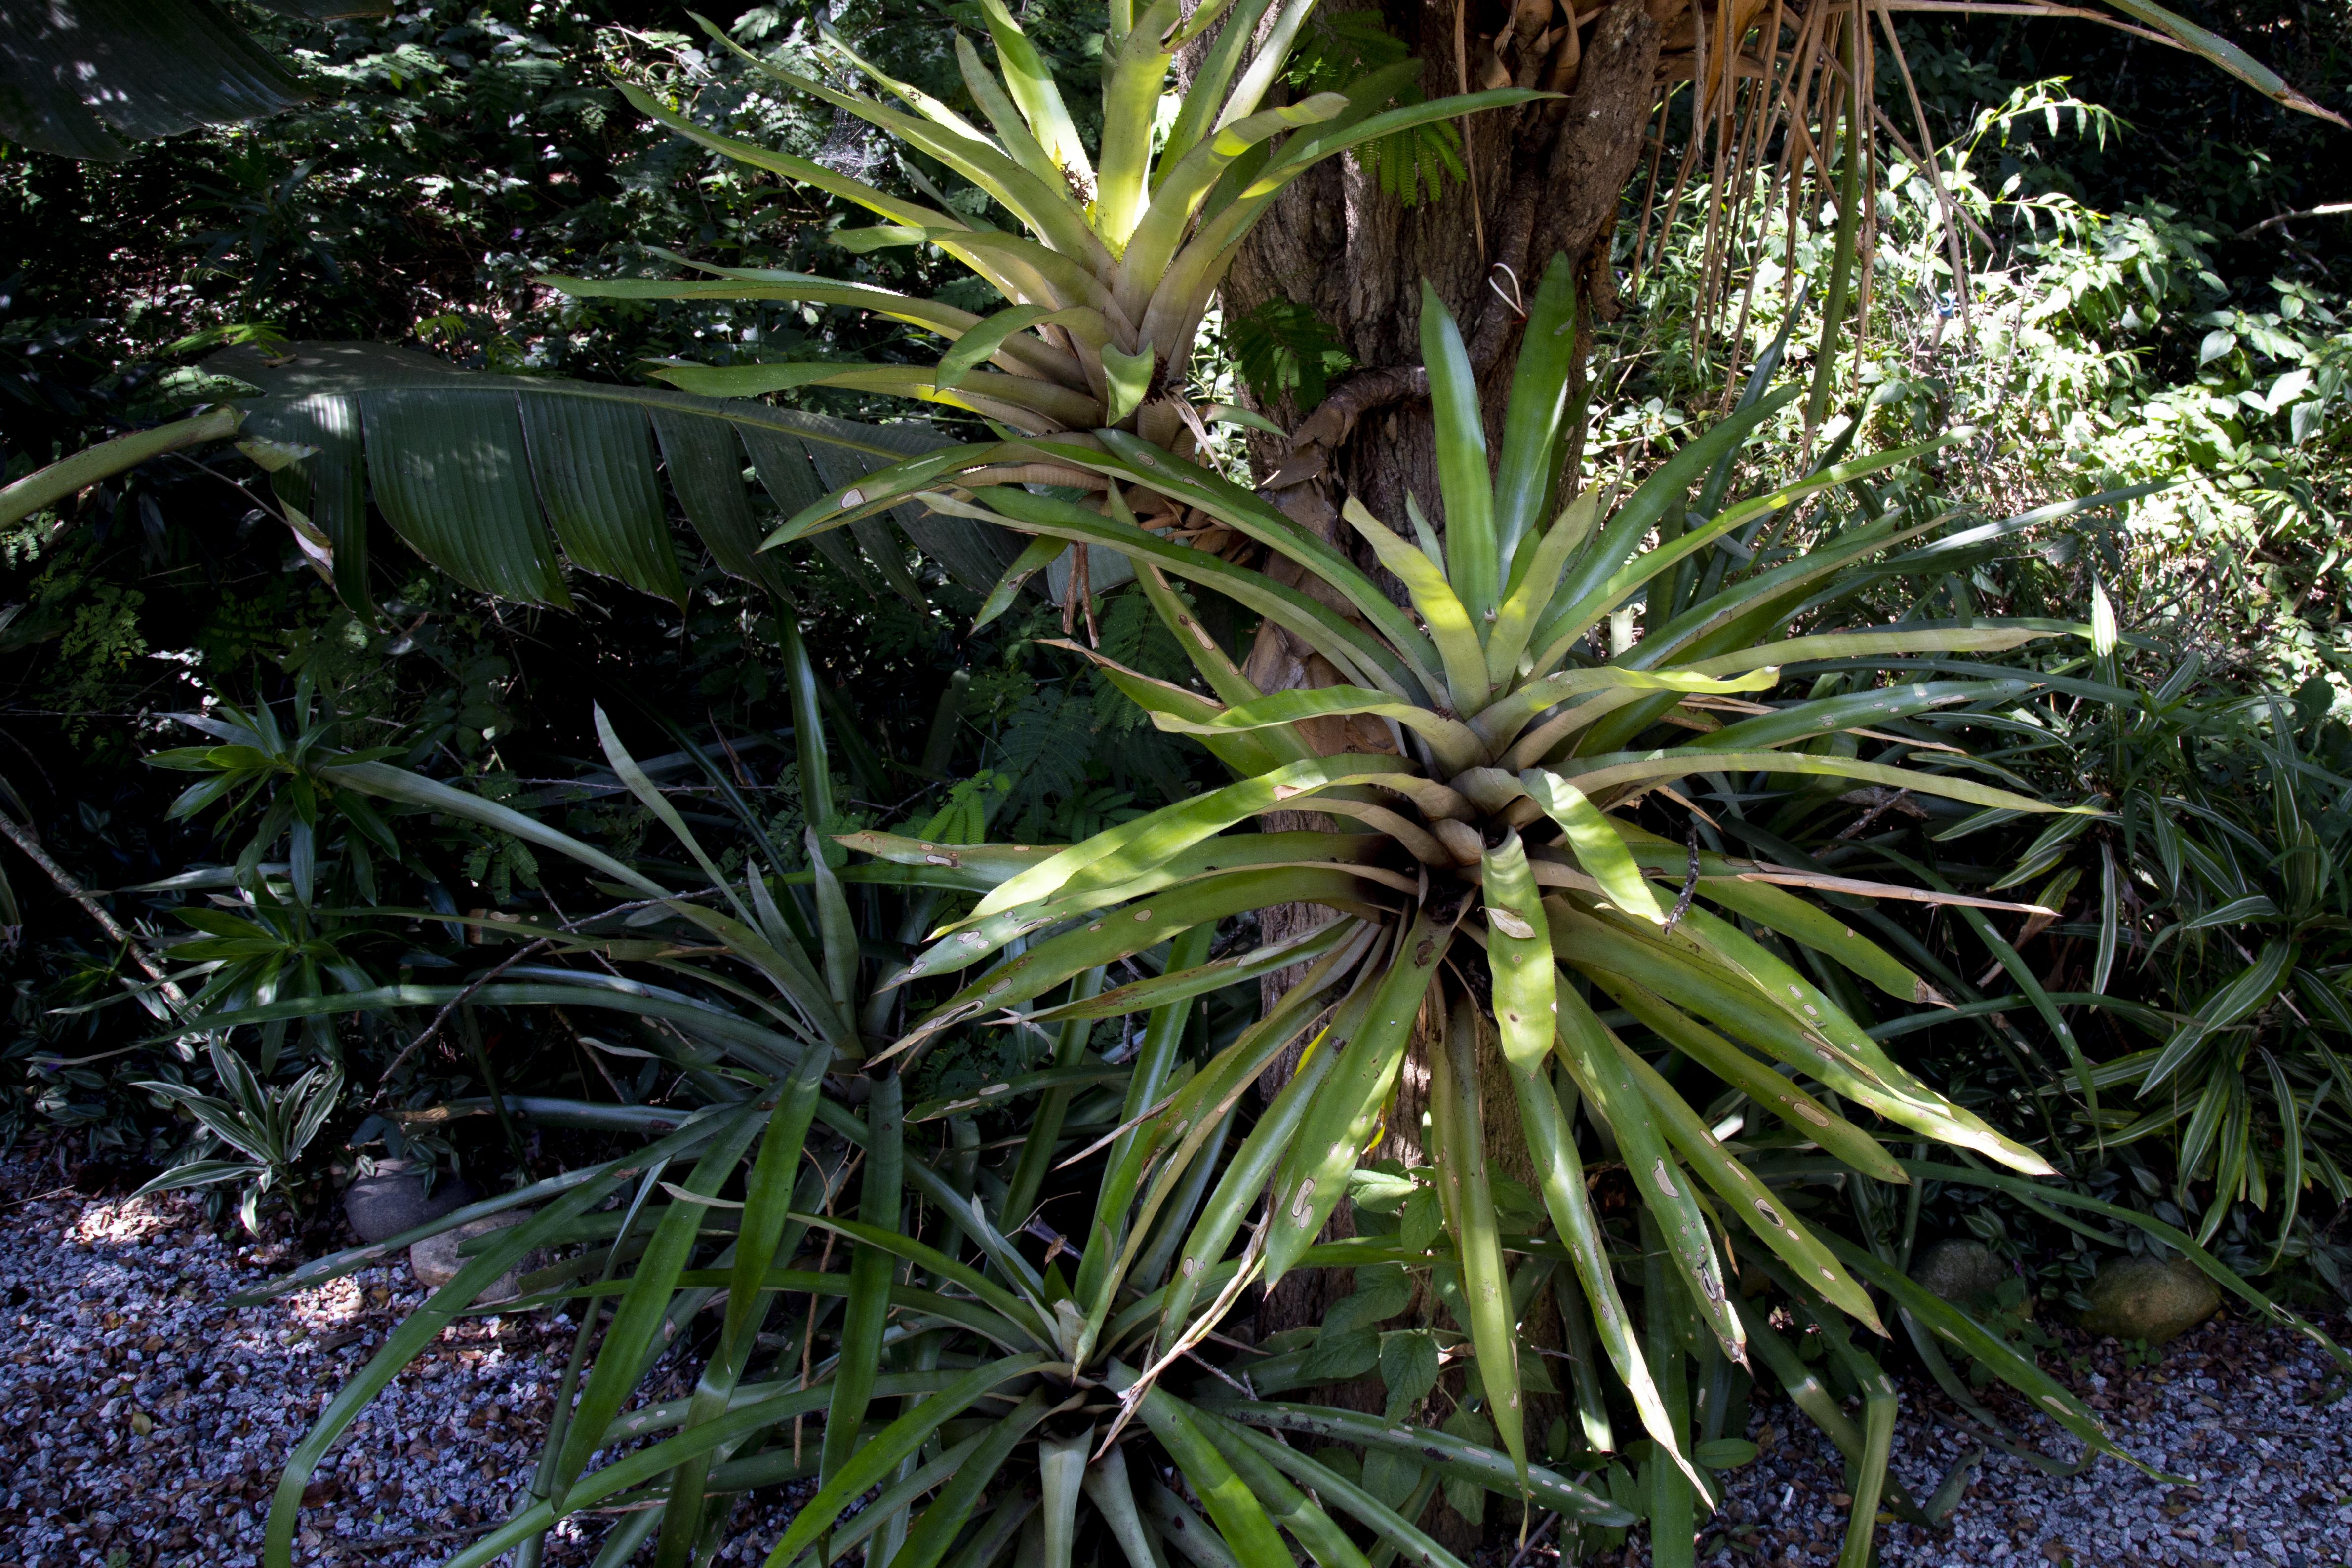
[1,1,2350,1566]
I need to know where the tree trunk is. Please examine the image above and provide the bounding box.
[1242,0,1664,1098]
[1233,12,1665,1539]
[1232,0,1664,532]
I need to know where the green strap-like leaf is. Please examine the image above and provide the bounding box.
[1477,833,1708,1493]
[1429,994,1527,1485]
[1613,830,1931,1003]
[907,1064,1133,1122]
[1093,0,1182,246]
[1520,771,1663,921]
[920,866,1380,1029]
[820,1070,903,1491]
[618,78,959,244]
[1529,433,1956,672]
[937,303,1104,390]
[933,484,1422,701]
[551,266,1081,386]
[899,827,1385,982]
[1053,431,1446,697]
[1138,1385,1297,1568]
[956,754,1414,923]
[759,1355,1050,1568]
[1102,342,1156,423]
[974,533,1066,631]
[2093,0,2348,123]
[1062,615,1296,778]
[1550,901,2052,1175]
[1555,749,2079,819]
[2141,935,2297,1093]
[1613,1036,1880,1330]
[1131,559,1300,718]
[1490,252,1580,579]
[1073,920,1215,1343]
[1203,0,1316,132]
[1874,844,2104,1117]
[1538,391,1796,635]
[1233,88,1551,201]
[1342,496,1489,713]
[1191,1407,1373,1568]
[1264,906,1458,1283]
[1419,280,1499,621]
[1198,1402,1633,1524]
[1083,1442,1172,1568]
[788,1212,1052,1346]
[1156,964,1379,1345]
[1601,978,1903,1182]
[1550,976,1742,1360]
[594,704,755,922]
[1119,92,1350,318]
[440,1381,927,1568]
[840,833,1060,886]
[557,1270,1036,1357]
[1476,664,1782,760]
[1145,684,1482,773]
[704,23,1105,270]
[1686,680,2027,753]
[551,1113,769,1505]
[1823,1236,2169,1476]
[169,978,809,1071]
[1031,915,1360,1022]
[1155,0,1272,164]
[1488,490,1594,688]
[1664,897,2048,1168]
[1215,1422,1469,1568]
[999,965,1105,1233]
[653,1039,835,1558]
[648,359,1101,433]
[1677,624,2053,677]
[1116,927,1380,1329]
[975,0,1095,187]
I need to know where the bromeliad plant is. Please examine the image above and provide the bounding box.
[554,0,1534,454]
[197,620,1646,1568]
[765,252,2349,1563]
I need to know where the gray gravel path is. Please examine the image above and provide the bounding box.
[1693,1310,2352,1568]
[2,1155,2345,1568]
[0,1160,802,1567]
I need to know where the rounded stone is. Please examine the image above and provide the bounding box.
[408,1209,537,1300]
[341,1163,476,1243]
[1911,1238,2007,1302]
[2077,1254,2221,1345]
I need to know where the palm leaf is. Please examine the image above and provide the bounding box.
[0,0,379,161]
[212,340,1024,610]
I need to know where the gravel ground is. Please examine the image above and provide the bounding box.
[0,1156,803,1568]
[1672,1309,2352,1568]
[1,1150,2346,1568]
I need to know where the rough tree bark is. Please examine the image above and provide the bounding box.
[1231,7,1666,1530]
[1241,0,1664,1099]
